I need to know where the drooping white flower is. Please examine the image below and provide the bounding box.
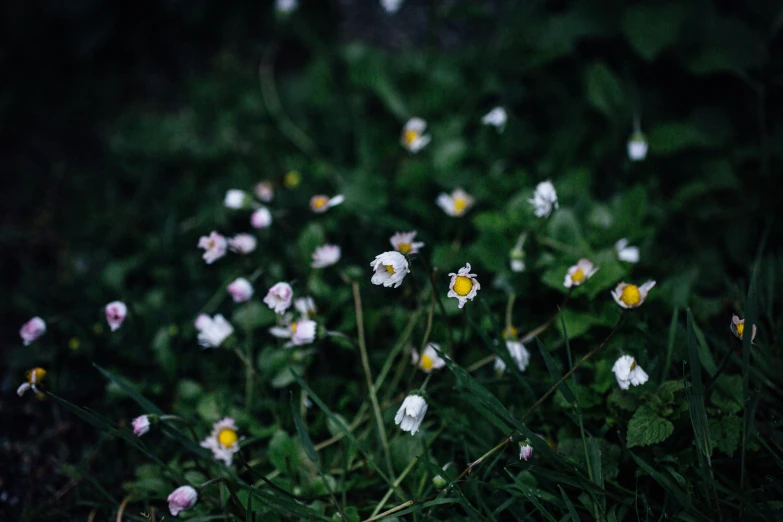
[612,355,649,389]
[310,194,344,213]
[509,233,527,273]
[195,314,234,348]
[611,280,655,309]
[228,233,257,254]
[394,394,428,435]
[494,341,531,373]
[198,231,228,264]
[436,188,474,217]
[447,263,480,308]
[481,106,507,132]
[228,278,254,303]
[269,316,318,347]
[615,238,640,263]
[731,314,757,343]
[168,485,198,517]
[381,0,404,13]
[16,367,47,397]
[627,131,648,161]
[411,343,446,373]
[275,0,298,14]
[132,415,151,437]
[370,251,409,288]
[201,417,242,466]
[224,189,248,209]
[563,259,599,288]
[295,296,317,317]
[519,443,534,461]
[311,244,341,268]
[263,282,293,314]
[390,231,425,255]
[251,207,273,229]
[20,317,46,346]
[105,301,128,332]
[401,118,431,153]
[254,181,274,202]
[529,181,559,218]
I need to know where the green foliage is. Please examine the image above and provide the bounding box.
[626,406,675,448]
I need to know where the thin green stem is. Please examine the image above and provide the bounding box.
[416,255,454,355]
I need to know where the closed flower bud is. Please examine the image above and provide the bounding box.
[20,317,46,346]
[167,485,198,517]
[263,282,293,315]
[132,415,151,437]
[228,278,254,303]
[105,301,128,332]
[224,189,248,209]
[394,394,428,435]
[250,207,273,229]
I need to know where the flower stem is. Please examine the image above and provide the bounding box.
[159,415,200,443]
[199,477,229,489]
[416,255,454,355]
[520,289,572,343]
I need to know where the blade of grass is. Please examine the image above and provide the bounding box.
[559,485,583,522]
[662,307,679,381]
[536,336,576,404]
[740,267,758,519]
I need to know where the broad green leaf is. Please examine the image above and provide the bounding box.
[626,406,674,448]
[711,375,743,414]
[709,415,741,456]
[584,61,625,118]
[621,4,687,61]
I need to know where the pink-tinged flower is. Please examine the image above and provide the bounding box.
[227,278,254,303]
[17,367,47,397]
[254,181,274,202]
[310,194,344,213]
[447,263,480,308]
[264,282,293,315]
[731,314,757,343]
[201,417,242,466]
[311,245,341,268]
[250,207,272,229]
[195,314,234,348]
[167,485,198,517]
[194,314,211,331]
[19,317,46,346]
[519,443,533,461]
[224,189,248,209]
[269,316,318,347]
[228,233,257,254]
[390,231,424,255]
[563,259,599,288]
[611,280,655,309]
[132,415,150,437]
[105,301,128,332]
[295,297,316,317]
[198,231,227,264]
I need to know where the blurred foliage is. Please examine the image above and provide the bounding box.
[2,0,783,521]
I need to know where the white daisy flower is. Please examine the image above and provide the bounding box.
[436,188,474,217]
[401,118,431,153]
[167,486,198,517]
[275,0,298,14]
[627,131,648,161]
[381,0,404,13]
[19,317,46,346]
[615,238,640,263]
[509,233,527,273]
[481,106,507,132]
[269,316,317,347]
[370,251,409,288]
[200,417,242,466]
[228,233,257,254]
[310,194,344,213]
[611,280,655,309]
[105,301,128,332]
[411,343,446,373]
[519,443,533,461]
[311,244,341,268]
[198,231,228,264]
[16,367,47,397]
[731,314,757,343]
[227,278,254,303]
[263,282,293,314]
[194,314,234,348]
[390,231,425,255]
[251,207,273,229]
[563,259,599,288]
[224,189,249,209]
[447,263,480,308]
[529,180,559,218]
[394,394,428,435]
[254,181,274,202]
[494,341,531,373]
[295,296,317,317]
[612,355,649,389]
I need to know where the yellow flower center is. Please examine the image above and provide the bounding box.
[208,240,216,249]
[291,322,298,334]
[453,197,467,214]
[397,243,412,254]
[736,323,745,339]
[503,326,518,340]
[69,337,80,350]
[404,129,419,146]
[453,275,473,296]
[620,285,641,307]
[27,367,47,384]
[571,267,585,283]
[218,428,238,448]
[630,360,637,370]
[385,264,396,274]
[312,197,327,209]
[284,171,301,188]
[420,354,434,370]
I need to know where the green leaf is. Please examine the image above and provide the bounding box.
[608,389,638,411]
[626,406,674,448]
[268,430,301,476]
[559,486,582,522]
[647,122,713,155]
[232,301,276,330]
[621,4,687,61]
[711,375,743,414]
[536,338,576,405]
[584,61,625,118]
[709,415,741,456]
[657,380,685,403]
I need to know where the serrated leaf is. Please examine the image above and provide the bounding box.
[711,375,743,414]
[657,380,685,403]
[626,406,674,448]
[709,415,741,456]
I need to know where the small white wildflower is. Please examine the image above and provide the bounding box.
[611,280,655,309]
[436,188,474,217]
[627,131,648,161]
[529,181,559,218]
[132,415,151,437]
[731,314,757,343]
[195,314,234,348]
[390,231,424,255]
[263,282,293,314]
[224,189,249,209]
[519,443,533,461]
[295,296,316,317]
[447,263,480,308]
[395,394,428,435]
[251,207,273,229]
[200,417,242,466]
[615,238,640,263]
[411,343,446,373]
[509,234,527,273]
[167,485,198,517]
[227,278,254,303]
[105,301,128,332]
[481,106,507,132]
[381,0,404,13]
[16,367,47,397]
[254,181,274,202]
[269,316,317,347]
[401,118,431,153]
[275,0,298,14]
[19,317,46,346]
[612,355,649,389]
[494,341,531,373]
[310,194,344,213]
[311,244,341,268]
[370,251,410,288]
[228,233,257,254]
[198,231,228,264]
[563,259,599,288]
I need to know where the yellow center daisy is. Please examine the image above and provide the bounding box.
[619,284,641,307]
[735,323,745,338]
[312,197,327,209]
[420,354,434,370]
[404,130,419,146]
[503,326,518,340]
[453,197,467,214]
[397,243,412,254]
[385,264,396,274]
[27,368,47,384]
[218,428,238,448]
[571,267,585,283]
[453,275,473,296]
